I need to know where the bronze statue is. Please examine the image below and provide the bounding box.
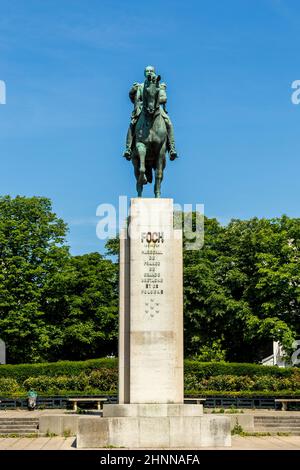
[123,66,178,197]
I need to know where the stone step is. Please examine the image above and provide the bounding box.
[0,429,38,434]
[255,419,300,424]
[254,416,300,423]
[0,423,38,429]
[255,417,300,421]
[0,419,39,424]
[0,416,39,423]
[257,422,300,426]
[255,423,300,428]
[255,423,300,429]
[0,425,38,429]
[0,432,39,436]
[0,424,38,431]
[255,416,300,420]
[255,428,300,435]
[0,418,39,421]
[0,417,39,435]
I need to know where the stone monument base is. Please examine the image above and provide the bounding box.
[103,403,204,417]
[77,405,231,448]
[76,198,231,448]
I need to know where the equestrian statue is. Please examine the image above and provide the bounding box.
[123,66,178,198]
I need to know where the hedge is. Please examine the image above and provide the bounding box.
[0,367,119,397]
[0,359,299,398]
[184,361,295,378]
[0,390,117,399]
[186,390,300,397]
[0,359,294,381]
[2,390,300,399]
[0,358,117,382]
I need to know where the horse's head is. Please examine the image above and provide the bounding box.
[143,75,161,115]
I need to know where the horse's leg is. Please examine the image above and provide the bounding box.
[132,155,143,197]
[136,181,143,197]
[154,145,166,198]
[136,142,147,187]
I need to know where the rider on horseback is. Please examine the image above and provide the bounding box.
[123,65,178,161]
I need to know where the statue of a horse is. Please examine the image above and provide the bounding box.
[131,75,168,198]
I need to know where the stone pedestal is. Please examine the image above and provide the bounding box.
[77,199,231,448]
[119,198,183,404]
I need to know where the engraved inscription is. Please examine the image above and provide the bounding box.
[140,232,165,317]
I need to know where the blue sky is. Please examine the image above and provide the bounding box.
[0,0,299,254]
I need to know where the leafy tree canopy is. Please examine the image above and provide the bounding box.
[184,215,300,362]
[0,196,118,363]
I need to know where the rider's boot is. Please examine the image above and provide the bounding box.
[123,147,132,160]
[167,138,178,160]
[165,120,178,160]
[169,146,178,161]
[123,124,133,160]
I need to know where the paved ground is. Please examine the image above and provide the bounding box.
[0,435,299,450]
[0,436,76,450]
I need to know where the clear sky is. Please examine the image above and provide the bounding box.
[0,0,299,254]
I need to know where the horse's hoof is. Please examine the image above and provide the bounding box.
[138,171,147,186]
[155,193,161,198]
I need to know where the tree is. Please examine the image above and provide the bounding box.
[0,196,119,363]
[0,196,68,362]
[220,216,299,360]
[42,252,118,361]
[184,215,300,362]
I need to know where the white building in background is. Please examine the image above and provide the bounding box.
[261,341,290,368]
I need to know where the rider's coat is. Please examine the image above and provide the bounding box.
[129,81,168,124]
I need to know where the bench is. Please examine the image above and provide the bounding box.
[275,399,300,411]
[68,398,107,412]
[184,398,206,405]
